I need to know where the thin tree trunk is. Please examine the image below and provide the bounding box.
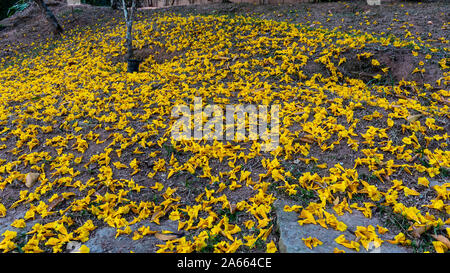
[121,0,136,60]
[111,0,118,9]
[33,0,63,34]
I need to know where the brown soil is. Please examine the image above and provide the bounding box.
[2,0,448,86]
[0,1,121,61]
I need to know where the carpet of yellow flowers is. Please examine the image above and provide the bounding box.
[0,2,449,253]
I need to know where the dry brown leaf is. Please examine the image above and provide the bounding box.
[408,154,420,163]
[93,184,107,197]
[395,94,408,99]
[439,97,450,106]
[294,136,315,144]
[431,235,450,249]
[333,196,340,206]
[163,204,174,214]
[407,114,423,123]
[151,209,164,222]
[293,111,305,115]
[25,172,40,188]
[213,56,230,61]
[155,233,178,241]
[47,196,65,212]
[411,225,429,238]
[229,203,236,214]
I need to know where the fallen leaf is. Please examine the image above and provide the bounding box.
[395,94,408,99]
[431,234,450,249]
[408,154,419,163]
[213,56,230,61]
[25,173,40,188]
[333,196,340,206]
[438,97,450,106]
[411,225,430,238]
[94,184,106,197]
[407,114,423,123]
[229,203,236,214]
[294,135,315,144]
[155,233,178,241]
[47,196,65,212]
[151,209,164,223]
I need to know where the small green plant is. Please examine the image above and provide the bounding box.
[7,0,29,17]
[252,237,268,251]
[438,167,449,178]
[219,208,241,224]
[376,204,410,233]
[295,187,318,206]
[199,232,221,253]
[410,237,435,253]
[163,143,177,157]
[15,231,29,253]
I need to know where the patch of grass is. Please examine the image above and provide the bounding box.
[253,237,266,251]
[359,172,380,184]
[378,205,411,233]
[410,237,435,253]
[438,167,449,178]
[14,231,29,253]
[350,192,366,203]
[294,187,318,207]
[374,204,439,253]
[163,143,177,157]
[218,208,241,224]
[198,232,221,253]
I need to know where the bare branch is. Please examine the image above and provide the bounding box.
[33,0,63,34]
[121,0,128,21]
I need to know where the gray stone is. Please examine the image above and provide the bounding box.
[67,0,81,5]
[429,180,446,188]
[274,199,410,253]
[1,205,182,253]
[85,219,180,253]
[0,208,29,236]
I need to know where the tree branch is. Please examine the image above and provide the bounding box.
[34,0,63,35]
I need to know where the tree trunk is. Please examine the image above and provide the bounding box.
[33,0,63,34]
[121,0,136,60]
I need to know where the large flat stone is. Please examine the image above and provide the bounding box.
[0,207,41,238]
[274,199,410,253]
[85,219,180,253]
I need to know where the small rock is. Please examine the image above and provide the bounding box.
[66,241,82,252]
[25,173,40,188]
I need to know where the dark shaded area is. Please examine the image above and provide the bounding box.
[0,0,18,21]
[82,0,110,6]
